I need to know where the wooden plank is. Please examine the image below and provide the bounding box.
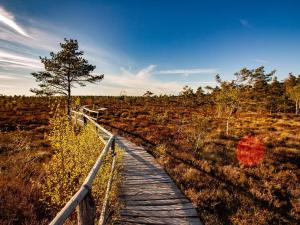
[118,216,201,225]
[123,176,171,181]
[123,174,170,178]
[122,182,180,191]
[123,179,172,185]
[123,165,161,169]
[120,208,198,217]
[120,193,186,201]
[123,170,166,175]
[123,203,196,211]
[122,189,183,196]
[123,199,192,206]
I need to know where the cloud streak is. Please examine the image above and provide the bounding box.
[136,65,156,79]
[0,74,18,80]
[158,68,217,76]
[0,6,30,37]
[102,65,182,95]
[0,50,42,69]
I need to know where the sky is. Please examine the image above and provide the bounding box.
[0,0,300,96]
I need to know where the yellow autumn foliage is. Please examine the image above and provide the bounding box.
[41,114,112,210]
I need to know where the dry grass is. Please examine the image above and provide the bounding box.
[1,96,299,224]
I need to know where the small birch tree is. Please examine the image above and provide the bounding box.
[215,75,240,135]
[287,83,300,114]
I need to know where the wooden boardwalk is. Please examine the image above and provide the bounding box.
[116,136,202,225]
[55,109,202,225]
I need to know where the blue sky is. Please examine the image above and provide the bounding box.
[0,0,300,95]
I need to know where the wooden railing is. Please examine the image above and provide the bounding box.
[82,105,107,121]
[49,110,116,225]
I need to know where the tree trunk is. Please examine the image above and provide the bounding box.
[296,100,299,115]
[67,84,71,117]
[226,118,229,136]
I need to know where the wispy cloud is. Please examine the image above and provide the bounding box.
[158,68,217,76]
[0,74,18,80]
[0,84,12,88]
[0,50,42,69]
[0,6,30,37]
[240,19,252,29]
[136,65,156,79]
[185,81,217,85]
[253,58,269,64]
[102,65,182,95]
[97,65,216,96]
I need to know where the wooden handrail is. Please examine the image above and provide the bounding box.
[71,110,113,137]
[82,105,107,114]
[83,107,100,114]
[49,111,117,225]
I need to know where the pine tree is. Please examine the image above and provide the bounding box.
[31,38,104,116]
[235,66,275,112]
[267,77,285,113]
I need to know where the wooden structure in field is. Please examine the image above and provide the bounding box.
[49,108,202,225]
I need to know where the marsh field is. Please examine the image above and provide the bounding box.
[0,95,299,225]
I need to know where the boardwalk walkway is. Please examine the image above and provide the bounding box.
[54,109,202,225]
[116,136,202,225]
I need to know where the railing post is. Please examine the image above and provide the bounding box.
[75,113,78,127]
[77,190,96,225]
[83,115,87,126]
[111,137,115,155]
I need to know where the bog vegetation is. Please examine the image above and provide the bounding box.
[0,66,300,224]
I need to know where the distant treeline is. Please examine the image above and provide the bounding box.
[176,66,300,114]
[1,66,300,115]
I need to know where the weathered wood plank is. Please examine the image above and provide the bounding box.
[124,174,169,178]
[116,136,202,225]
[123,199,192,206]
[123,203,196,211]
[117,216,201,225]
[120,193,186,201]
[123,179,172,185]
[120,208,199,217]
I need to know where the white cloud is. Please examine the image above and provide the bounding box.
[158,68,217,76]
[101,65,182,95]
[0,6,64,54]
[185,81,217,85]
[0,74,18,80]
[0,84,12,88]
[0,50,42,69]
[0,6,30,37]
[240,19,252,29]
[96,65,216,96]
[136,65,156,79]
